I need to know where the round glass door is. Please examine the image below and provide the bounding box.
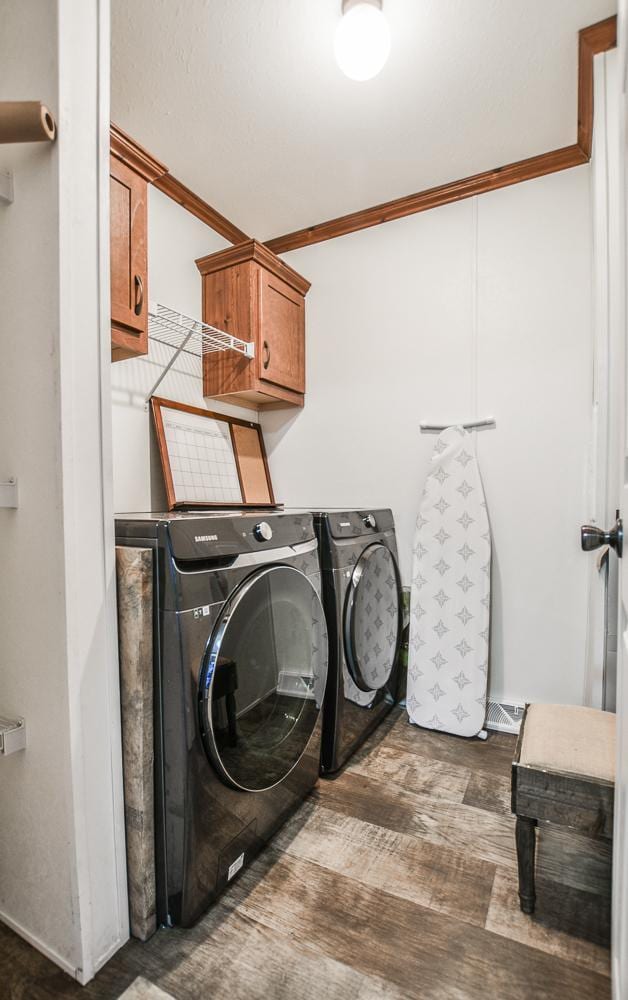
[344,543,402,693]
[199,565,328,792]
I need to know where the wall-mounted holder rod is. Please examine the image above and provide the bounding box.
[0,170,14,204]
[0,102,56,144]
[0,716,26,755]
[420,417,496,432]
[0,478,18,508]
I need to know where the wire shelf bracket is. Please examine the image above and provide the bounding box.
[145,302,255,403]
[0,477,18,508]
[0,715,26,755]
[0,170,14,205]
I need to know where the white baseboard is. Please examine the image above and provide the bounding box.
[0,908,80,980]
[88,932,128,986]
[612,952,621,1000]
[0,907,127,986]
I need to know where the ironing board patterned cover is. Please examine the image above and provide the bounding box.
[407,426,491,738]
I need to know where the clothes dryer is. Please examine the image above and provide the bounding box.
[116,510,327,926]
[309,509,403,775]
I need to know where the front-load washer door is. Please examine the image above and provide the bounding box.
[344,543,402,694]
[199,565,328,792]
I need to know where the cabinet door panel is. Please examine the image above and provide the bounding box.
[258,271,305,394]
[110,156,147,348]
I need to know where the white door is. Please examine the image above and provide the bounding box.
[613,323,628,996]
[615,525,628,994]
[613,184,628,993]
[603,7,628,995]
[585,13,628,995]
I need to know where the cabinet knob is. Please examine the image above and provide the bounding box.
[262,340,271,369]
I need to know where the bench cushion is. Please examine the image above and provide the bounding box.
[520,703,615,783]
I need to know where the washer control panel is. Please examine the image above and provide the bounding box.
[253,521,273,542]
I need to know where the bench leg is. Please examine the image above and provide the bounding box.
[515,816,537,914]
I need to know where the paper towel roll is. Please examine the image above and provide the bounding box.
[0,102,56,143]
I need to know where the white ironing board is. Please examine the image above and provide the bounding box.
[407,426,491,738]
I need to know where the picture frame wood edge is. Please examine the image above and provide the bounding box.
[150,397,177,511]
[149,395,276,511]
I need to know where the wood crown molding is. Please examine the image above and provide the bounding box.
[110,123,168,182]
[153,172,250,245]
[195,238,311,296]
[265,15,617,255]
[266,145,588,253]
[110,123,249,244]
[111,15,616,253]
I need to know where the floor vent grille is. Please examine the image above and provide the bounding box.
[485,701,525,735]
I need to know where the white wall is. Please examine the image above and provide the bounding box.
[261,167,594,708]
[0,0,127,983]
[111,186,255,512]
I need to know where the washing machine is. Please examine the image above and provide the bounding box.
[115,510,328,927]
[308,509,403,775]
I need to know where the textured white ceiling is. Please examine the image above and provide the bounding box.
[111,0,616,240]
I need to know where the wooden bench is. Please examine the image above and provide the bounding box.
[511,703,615,914]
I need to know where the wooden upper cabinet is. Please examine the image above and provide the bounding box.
[110,125,167,362]
[258,269,305,394]
[110,156,147,357]
[196,240,310,409]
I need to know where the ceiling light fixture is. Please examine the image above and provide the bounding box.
[334,0,391,82]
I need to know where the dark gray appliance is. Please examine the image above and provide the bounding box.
[311,509,403,775]
[116,510,328,927]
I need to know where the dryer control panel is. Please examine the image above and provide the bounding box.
[116,510,313,562]
[324,509,394,539]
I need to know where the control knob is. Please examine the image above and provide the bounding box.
[363,513,377,529]
[254,521,273,542]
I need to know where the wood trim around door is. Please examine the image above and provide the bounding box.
[265,15,617,255]
[578,15,617,158]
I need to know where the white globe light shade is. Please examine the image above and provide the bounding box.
[334,2,391,82]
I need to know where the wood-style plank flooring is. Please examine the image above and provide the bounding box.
[0,708,612,999]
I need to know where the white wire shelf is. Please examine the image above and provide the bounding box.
[146,302,255,401]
